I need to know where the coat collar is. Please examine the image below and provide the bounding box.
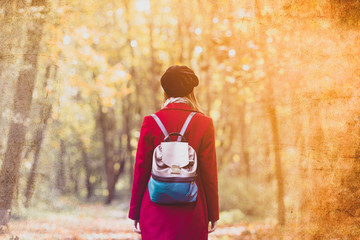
[161,102,198,112]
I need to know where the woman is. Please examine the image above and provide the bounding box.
[128,65,219,240]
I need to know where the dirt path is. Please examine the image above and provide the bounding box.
[1,203,278,240]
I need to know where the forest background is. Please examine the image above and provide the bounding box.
[0,0,360,239]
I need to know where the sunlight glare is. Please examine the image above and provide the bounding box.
[233,154,240,163]
[116,8,124,17]
[115,70,127,78]
[93,36,100,44]
[107,10,113,17]
[83,46,91,55]
[135,131,140,138]
[170,18,178,25]
[163,6,171,13]
[246,40,258,49]
[195,46,203,55]
[229,49,236,57]
[238,8,246,18]
[227,77,235,83]
[135,0,151,13]
[82,32,89,39]
[195,27,202,35]
[63,35,71,45]
[131,40,138,48]
[24,161,32,169]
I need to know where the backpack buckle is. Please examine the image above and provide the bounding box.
[171,165,181,174]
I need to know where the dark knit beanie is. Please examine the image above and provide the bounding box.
[160,65,199,97]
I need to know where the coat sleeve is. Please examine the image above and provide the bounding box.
[128,116,153,220]
[198,118,219,222]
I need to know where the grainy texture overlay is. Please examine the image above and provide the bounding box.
[0,0,359,239]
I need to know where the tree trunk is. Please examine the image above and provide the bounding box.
[124,110,133,191]
[0,0,47,227]
[79,138,93,200]
[98,102,114,204]
[148,0,161,111]
[239,102,250,176]
[70,125,94,200]
[24,105,51,207]
[266,95,286,226]
[56,139,66,194]
[24,64,54,207]
[69,162,79,195]
[97,101,125,204]
[301,101,324,223]
[0,2,18,112]
[123,0,137,189]
[336,119,360,235]
[175,0,184,63]
[204,68,213,116]
[255,0,285,225]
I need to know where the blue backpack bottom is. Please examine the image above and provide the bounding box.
[148,176,198,204]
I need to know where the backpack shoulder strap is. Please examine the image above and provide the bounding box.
[151,114,169,138]
[177,112,197,141]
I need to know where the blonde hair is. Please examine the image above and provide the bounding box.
[164,91,203,113]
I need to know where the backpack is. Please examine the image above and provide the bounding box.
[148,112,198,204]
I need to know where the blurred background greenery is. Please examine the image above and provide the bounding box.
[1,0,360,239]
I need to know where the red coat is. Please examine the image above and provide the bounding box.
[128,102,219,240]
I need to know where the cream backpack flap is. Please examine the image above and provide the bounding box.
[148,112,198,204]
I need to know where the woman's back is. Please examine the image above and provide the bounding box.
[129,66,219,240]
